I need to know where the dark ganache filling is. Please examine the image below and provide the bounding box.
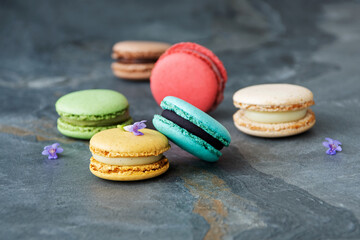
[116,58,158,64]
[161,110,224,150]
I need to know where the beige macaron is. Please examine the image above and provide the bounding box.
[233,83,316,137]
[111,41,171,80]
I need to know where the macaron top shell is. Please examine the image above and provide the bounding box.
[56,89,128,116]
[112,41,171,59]
[233,84,314,111]
[161,96,231,146]
[164,42,227,87]
[90,128,170,158]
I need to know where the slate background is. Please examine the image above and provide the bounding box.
[1,0,360,239]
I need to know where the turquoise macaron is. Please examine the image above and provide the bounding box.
[55,89,132,139]
[153,96,231,162]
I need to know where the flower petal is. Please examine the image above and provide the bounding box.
[134,131,144,136]
[335,146,342,152]
[123,125,133,132]
[56,147,64,153]
[322,142,330,148]
[132,125,139,132]
[44,145,51,150]
[137,122,146,129]
[51,143,60,148]
[42,150,49,155]
[333,140,342,145]
[48,154,58,160]
[326,148,336,155]
[325,138,333,144]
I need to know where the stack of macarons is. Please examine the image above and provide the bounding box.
[56,89,132,139]
[111,41,171,80]
[233,84,316,137]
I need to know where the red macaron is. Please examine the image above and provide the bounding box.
[150,42,227,112]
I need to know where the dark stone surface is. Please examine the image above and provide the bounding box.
[1,0,360,239]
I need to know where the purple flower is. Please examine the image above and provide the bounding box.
[123,120,147,136]
[322,138,342,155]
[42,143,63,160]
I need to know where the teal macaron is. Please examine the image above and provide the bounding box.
[153,96,231,162]
[55,89,132,139]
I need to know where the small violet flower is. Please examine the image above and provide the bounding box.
[124,120,147,136]
[42,143,63,160]
[322,138,342,155]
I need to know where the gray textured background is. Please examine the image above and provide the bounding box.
[1,0,360,239]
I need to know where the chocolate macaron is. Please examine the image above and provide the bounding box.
[111,41,171,80]
[233,84,316,137]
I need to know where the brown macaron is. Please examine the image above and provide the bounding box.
[233,83,316,138]
[111,41,171,80]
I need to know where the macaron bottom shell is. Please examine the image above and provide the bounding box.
[153,115,221,162]
[233,109,316,138]
[111,62,153,80]
[57,118,133,139]
[89,157,169,181]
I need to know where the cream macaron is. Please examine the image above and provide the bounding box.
[233,83,316,137]
[89,127,170,181]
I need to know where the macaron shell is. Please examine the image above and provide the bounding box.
[151,53,219,112]
[56,89,129,116]
[161,96,231,146]
[90,128,170,157]
[111,62,153,80]
[89,157,169,181]
[233,109,316,137]
[57,118,132,140]
[153,115,220,162]
[150,42,228,112]
[112,41,171,59]
[164,42,227,84]
[233,84,314,112]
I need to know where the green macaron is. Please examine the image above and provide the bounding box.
[55,89,132,139]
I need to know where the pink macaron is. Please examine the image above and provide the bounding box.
[150,42,227,112]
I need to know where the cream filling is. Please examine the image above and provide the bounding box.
[92,154,163,166]
[244,109,307,123]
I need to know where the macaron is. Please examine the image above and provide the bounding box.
[153,96,231,162]
[150,42,228,112]
[111,41,171,80]
[89,127,170,181]
[55,89,132,139]
[233,83,316,137]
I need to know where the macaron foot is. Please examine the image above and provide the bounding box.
[233,109,316,138]
[89,157,169,181]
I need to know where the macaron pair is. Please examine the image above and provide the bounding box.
[55,89,132,139]
[153,96,231,162]
[233,84,316,137]
[89,127,170,181]
[111,41,171,80]
[150,42,228,112]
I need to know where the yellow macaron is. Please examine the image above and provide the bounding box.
[89,128,170,181]
[233,83,316,137]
